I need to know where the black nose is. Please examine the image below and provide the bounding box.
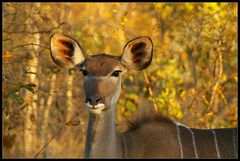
[85,96,103,106]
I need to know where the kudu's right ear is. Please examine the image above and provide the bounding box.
[50,34,85,68]
[120,36,153,71]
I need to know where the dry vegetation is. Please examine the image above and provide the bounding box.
[2,2,238,158]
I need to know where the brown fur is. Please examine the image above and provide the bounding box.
[122,108,174,132]
[83,54,125,76]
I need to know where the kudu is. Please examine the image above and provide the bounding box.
[49,34,238,158]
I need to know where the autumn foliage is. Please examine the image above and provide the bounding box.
[2,2,238,158]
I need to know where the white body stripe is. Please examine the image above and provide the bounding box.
[176,124,183,158]
[175,122,198,158]
[211,129,220,158]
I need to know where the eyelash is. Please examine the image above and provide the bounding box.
[111,70,122,77]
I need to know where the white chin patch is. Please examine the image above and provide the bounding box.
[85,103,106,114]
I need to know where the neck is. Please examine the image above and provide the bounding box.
[85,106,122,158]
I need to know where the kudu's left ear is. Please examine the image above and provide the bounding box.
[50,33,85,68]
[121,36,153,70]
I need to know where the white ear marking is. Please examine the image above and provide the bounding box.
[121,36,153,71]
[50,33,85,68]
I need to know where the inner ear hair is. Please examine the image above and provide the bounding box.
[131,42,148,64]
[59,40,75,57]
[131,42,146,54]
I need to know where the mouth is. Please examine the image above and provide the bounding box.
[85,103,106,114]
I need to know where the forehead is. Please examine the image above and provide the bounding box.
[82,54,124,76]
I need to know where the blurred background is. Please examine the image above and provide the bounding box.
[2,2,238,158]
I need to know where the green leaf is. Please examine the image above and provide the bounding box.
[20,83,37,93]
[9,93,24,105]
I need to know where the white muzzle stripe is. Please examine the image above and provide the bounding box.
[85,103,106,114]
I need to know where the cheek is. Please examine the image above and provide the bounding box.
[101,79,118,97]
[83,77,89,94]
[100,78,119,103]
[83,77,94,97]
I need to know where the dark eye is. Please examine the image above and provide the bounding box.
[81,70,88,76]
[111,70,122,77]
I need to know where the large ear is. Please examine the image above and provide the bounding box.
[121,36,153,70]
[50,33,85,68]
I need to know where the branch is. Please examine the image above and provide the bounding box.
[203,4,231,25]
[9,43,49,51]
[208,51,223,128]
[33,111,82,158]
[3,22,66,35]
[203,40,223,128]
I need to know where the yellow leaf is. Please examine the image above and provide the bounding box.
[120,106,125,113]
[143,87,147,93]
[128,93,138,101]
[206,112,214,117]
[189,88,196,95]
[186,4,194,11]
[3,51,14,59]
[201,95,209,105]
[221,74,227,82]
[112,9,118,13]
[176,111,183,119]
[124,111,131,117]
[234,75,238,82]
[150,75,156,82]
[180,90,186,100]
[156,71,162,78]
[220,93,227,104]
[128,75,134,82]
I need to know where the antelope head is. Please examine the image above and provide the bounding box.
[50,34,153,114]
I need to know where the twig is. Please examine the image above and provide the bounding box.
[203,4,231,25]
[33,111,82,158]
[208,50,223,128]
[143,71,159,113]
[187,48,197,88]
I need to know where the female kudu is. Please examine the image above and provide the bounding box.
[49,34,238,158]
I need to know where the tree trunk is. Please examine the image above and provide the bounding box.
[66,74,74,121]
[24,3,40,157]
[24,33,39,157]
[42,73,57,158]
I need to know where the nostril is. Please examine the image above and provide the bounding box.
[96,98,102,104]
[85,98,92,104]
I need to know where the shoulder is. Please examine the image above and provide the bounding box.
[118,109,175,133]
